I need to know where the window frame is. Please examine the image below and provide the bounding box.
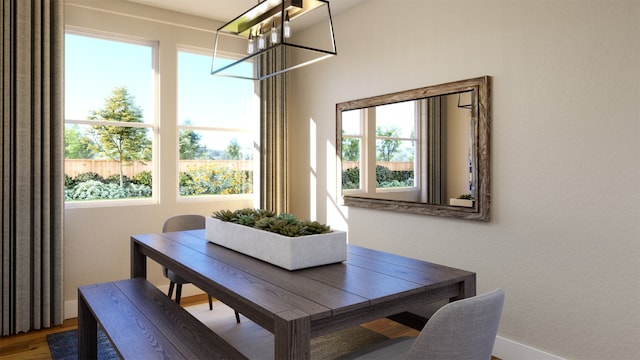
[63,28,159,208]
[341,104,420,201]
[175,46,259,202]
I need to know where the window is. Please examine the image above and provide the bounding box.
[177,49,258,199]
[374,102,417,189]
[341,109,362,190]
[341,101,418,201]
[64,32,157,206]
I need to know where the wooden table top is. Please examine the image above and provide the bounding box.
[130,229,476,359]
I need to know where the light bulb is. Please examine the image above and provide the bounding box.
[247,31,255,54]
[283,11,291,38]
[270,19,279,44]
[257,26,266,50]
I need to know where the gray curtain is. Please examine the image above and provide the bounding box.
[1,0,65,335]
[259,48,288,214]
[419,97,445,204]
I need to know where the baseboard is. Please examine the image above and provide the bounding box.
[64,283,204,319]
[493,336,565,360]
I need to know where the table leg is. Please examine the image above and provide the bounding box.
[274,310,311,360]
[450,273,477,302]
[462,273,477,298]
[130,238,147,278]
[77,291,97,360]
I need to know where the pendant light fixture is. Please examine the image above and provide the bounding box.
[270,18,279,44]
[211,0,337,80]
[247,30,255,54]
[257,25,266,50]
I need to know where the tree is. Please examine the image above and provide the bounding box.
[376,126,401,161]
[179,119,208,159]
[224,138,242,160]
[341,130,360,161]
[87,86,151,187]
[65,125,95,159]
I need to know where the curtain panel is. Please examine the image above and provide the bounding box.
[1,0,64,335]
[259,47,288,214]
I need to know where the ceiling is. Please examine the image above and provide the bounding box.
[125,0,366,22]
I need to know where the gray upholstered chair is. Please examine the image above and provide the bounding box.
[162,214,240,323]
[338,289,505,360]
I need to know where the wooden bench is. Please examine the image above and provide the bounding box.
[78,278,247,359]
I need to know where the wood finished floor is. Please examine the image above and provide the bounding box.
[0,294,499,360]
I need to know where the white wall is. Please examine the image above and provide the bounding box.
[63,1,253,306]
[288,1,640,359]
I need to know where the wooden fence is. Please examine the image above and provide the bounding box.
[66,159,410,178]
[342,161,414,171]
[65,159,253,178]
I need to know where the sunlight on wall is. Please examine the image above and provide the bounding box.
[309,118,317,220]
[327,134,348,232]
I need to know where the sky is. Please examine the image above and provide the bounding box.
[65,33,258,152]
[65,33,155,122]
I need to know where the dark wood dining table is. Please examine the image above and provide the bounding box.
[130,229,476,359]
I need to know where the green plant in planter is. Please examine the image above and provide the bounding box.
[212,208,331,237]
[457,194,474,200]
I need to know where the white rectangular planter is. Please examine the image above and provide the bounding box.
[205,218,347,270]
[449,198,474,207]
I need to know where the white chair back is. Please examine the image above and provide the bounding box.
[162,214,205,232]
[405,288,505,360]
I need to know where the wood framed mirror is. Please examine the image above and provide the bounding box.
[336,76,491,221]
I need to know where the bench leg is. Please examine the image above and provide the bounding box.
[175,284,182,303]
[78,291,98,360]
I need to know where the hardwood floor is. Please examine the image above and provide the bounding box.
[0,317,77,360]
[0,294,498,360]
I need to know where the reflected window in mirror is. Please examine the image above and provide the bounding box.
[336,76,490,221]
[342,102,418,200]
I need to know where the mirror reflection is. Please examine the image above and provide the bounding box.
[337,76,490,221]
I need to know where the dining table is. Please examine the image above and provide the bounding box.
[130,229,476,359]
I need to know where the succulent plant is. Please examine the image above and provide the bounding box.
[212,208,332,237]
[276,213,297,224]
[233,213,257,227]
[212,209,235,221]
[254,208,276,218]
[300,220,331,235]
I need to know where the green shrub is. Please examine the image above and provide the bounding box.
[74,172,104,183]
[342,168,360,189]
[392,170,414,184]
[375,165,394,185]
[66,180,152,200]
[65,165,253,200]
[132,171,152,187]
[342,167,413,189]
[376,166,414,188]
[179,164,252,196]
[104,174,132,186]
[64,174,75,188]
[67,180,127,200]
[127,183,152,197]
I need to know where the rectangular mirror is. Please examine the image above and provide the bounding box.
[337,76,491,221]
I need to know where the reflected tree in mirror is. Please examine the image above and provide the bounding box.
[336,76,490,221]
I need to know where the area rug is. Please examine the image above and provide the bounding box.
[47,328,118,360]
[47,325,388,360]
[311,326,389,360]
